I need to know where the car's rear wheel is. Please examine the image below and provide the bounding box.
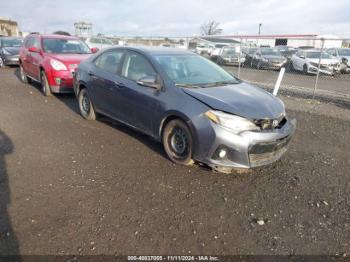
[19,64,30,83]
[78,88,96,120]
[162,119,194,166]
[41,71,52,96]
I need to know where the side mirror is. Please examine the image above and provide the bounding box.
[91,47,99,53]
[300,55,305,59]
[28,46,39,53]
[137,76,161,90]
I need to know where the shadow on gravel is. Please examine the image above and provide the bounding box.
[57,95,167,159]
[0,129,21,259]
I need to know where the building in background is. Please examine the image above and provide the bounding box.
[228,34,343,48]
[74,21,93,39]
[0,17,19,37]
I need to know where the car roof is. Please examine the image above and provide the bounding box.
[106,46,195,56]
[33,34,79,40]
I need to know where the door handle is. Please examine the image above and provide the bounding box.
[113,81,125,88]
[88,71,97,79]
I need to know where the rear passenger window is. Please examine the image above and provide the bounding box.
[94,50,124,74]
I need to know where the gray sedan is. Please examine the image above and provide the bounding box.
[0,37,23,67]
[74,46,296,173]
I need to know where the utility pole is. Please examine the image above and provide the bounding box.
[258,23,262,36]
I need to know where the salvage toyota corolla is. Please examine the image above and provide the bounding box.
[73,46,296,173]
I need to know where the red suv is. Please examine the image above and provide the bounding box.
[19,33,96,96]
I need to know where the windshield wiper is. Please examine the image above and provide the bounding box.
[175,83,203,88]
[203,80,240,87]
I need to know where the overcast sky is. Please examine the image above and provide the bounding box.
[2,0,350,37]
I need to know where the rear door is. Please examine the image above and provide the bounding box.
[21,36,35,76]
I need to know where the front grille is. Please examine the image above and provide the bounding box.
[249,136,292,167]
[255,116,286,130]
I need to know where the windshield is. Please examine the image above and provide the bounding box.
[222,48,238,56]
[43,38,91,54]
[261,49,282,56]
[338,49,350,56]
[306,51,332,59]
[155,54,239,86]
[1,38,23,47]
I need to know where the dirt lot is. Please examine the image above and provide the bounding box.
[0,67,349,256]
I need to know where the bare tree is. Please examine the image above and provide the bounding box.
[200,21,223,36]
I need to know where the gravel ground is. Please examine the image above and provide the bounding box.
[0,67,349,256]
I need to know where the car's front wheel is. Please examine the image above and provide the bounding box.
[303,64,308,75]
[162,119,194,166]
[78,88,96,120]
[0,57,5,68]
[41,71,52,96]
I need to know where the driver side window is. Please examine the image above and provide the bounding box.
[121,52,156,82]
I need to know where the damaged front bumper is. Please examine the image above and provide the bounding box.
[193,117,296,170]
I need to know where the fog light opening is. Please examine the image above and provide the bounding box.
[219,149,227,159]
[55,77,61,85]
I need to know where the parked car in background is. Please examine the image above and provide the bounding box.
[74,46,296,173]
[85,37,114,50]
[291,49,340,75]
[195,44,209,55]
[275,45,297,59]
[326,48,350,73]
[216,46,246,66]
[242,47,258,66]
[297,46,314,50]
[19,33,95,96]
[250,48,287,70]
[0,37,23,67]
[209,44,229,59]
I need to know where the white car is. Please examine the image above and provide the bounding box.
[327,48,350,73]
[85,37,114,50]
[195,44,210,55]
[291,49,341,75]
[209,44,229,58]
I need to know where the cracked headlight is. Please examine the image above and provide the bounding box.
[205,110,259,134]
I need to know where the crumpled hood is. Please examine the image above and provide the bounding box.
[2,47,20,55]
[183,82,285,119]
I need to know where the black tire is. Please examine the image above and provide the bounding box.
[162,119,194,166]
[0,57,5,68]
[289,61,294,71]
[41,71,52,96]
[303,64,308,75]
[250,59,254,68]
[19,64,30,83]
[257,61,262,70]
[78,88,96,120]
